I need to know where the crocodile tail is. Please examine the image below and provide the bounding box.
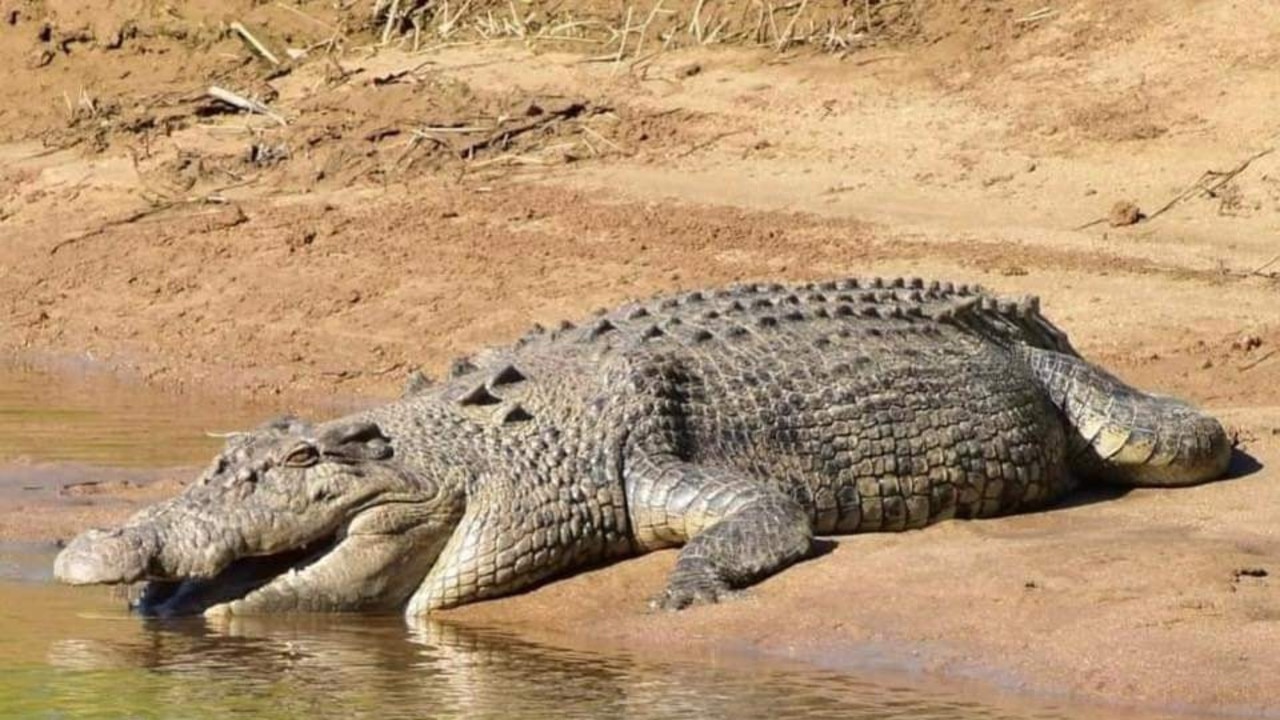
[1020,347,1232,487]
[932,293,1080,357]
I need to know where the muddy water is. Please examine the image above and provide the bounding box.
[0,568,1150,720]
[0,363,1181,720]
[0,360,300,468]
[0,360,325,543]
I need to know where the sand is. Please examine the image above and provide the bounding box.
[1,0,1277,714]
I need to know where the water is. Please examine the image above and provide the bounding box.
[0,362,1193,720]
[0,359,293,468]
[0,568,1144,720]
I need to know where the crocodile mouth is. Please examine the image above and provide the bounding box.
[131,533,340,617]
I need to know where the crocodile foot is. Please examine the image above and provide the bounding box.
[649,577,743,611]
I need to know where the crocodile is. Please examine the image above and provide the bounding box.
[54,277,1233,616]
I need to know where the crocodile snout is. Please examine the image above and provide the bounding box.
[54,527,153,585]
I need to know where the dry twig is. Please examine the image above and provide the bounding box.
[1073,146,1275,230]
[1248,253,1280,277]
[1239,349,1278,372]
[207,86,288,126]
[458,101,589,158]
[777,0,811,50]
[1014,7,1057,24]
[1145,147,1275,222]
[674,128,747,158]
[49,180,256,256]
[230,22,282,66]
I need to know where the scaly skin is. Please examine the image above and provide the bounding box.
[54,277,1233,616]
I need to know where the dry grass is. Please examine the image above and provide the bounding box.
[365,0,921,57]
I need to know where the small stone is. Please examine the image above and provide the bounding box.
[1107,201,1143,227]
[676,62,702,78]
[1232,334,1263,352]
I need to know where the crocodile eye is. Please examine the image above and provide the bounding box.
[281,442,320,468]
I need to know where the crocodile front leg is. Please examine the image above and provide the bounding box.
[200,525,443,616]
[405,472,624,615]
[626,454,814,610]
[196,499,458,616]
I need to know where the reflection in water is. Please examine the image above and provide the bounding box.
[0,581,1154,720]
[39,613,1039,719]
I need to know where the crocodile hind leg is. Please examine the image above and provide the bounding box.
[1021,347,1232,486]
[626,454,814,610]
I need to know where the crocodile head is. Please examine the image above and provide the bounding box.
[54,417,461,616]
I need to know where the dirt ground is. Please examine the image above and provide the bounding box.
[1,0,1278,715]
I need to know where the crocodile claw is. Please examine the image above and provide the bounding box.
[649,580,743,611]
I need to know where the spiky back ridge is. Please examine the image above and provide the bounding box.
[441,277,1076,382]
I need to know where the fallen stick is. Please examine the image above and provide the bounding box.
[230,22,281,66]
[48,204,247,256]
[468,153,558,169]
[1072,217,1108,231]
[416,125,493,134]
[1014,7,1057,24]
[1249,252,1280,277]
[457,102,589,158]
[207,86,288,126]
[1072,146,1275,230]
[49,181,256,256]
[674,128,747,158]
[1144,147,1275,222]
[49,206,167,256]
[1239,348,1277,372]
[579,123,625,154]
